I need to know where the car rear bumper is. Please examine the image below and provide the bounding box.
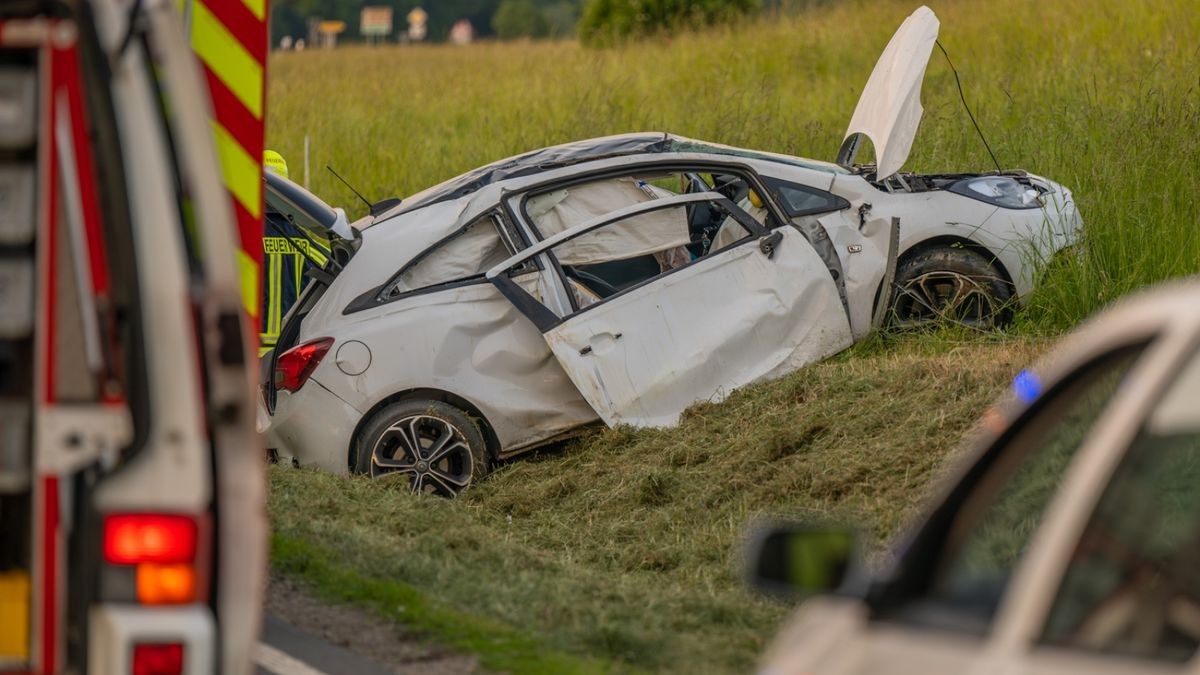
[264,379,360,475]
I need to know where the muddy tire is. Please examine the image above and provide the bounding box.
[889,246,1014,329]
[355,399,489,497]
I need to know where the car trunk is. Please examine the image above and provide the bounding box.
[261,174,369,412]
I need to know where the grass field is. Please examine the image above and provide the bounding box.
[266,0,1199,670]
[270,334,1044,672]
[270,0,1199,331]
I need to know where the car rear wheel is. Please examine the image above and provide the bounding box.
[890,246,1014,329]
[355,400,489,497]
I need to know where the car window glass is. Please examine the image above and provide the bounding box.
[761,176,848,218]
[908,346,1145,632]
[1041,346,1200,663]
[383,216,510,298]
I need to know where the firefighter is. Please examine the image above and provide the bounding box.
[261,150,328,356]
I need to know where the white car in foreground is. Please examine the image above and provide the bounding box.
[263,6,1081,495]
[746,279,1200,675]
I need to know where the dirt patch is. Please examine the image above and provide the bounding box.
[265,574,486,675]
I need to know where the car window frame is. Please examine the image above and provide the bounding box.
[488,192,768,332]
[864,339,1157,637]
[759,175,851,218]
[1029,337,1200,666]
[507,159,790,244]
[342,210,526,314]
[506,160,802,318]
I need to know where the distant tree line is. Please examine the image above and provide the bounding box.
[269,0,582,43]
[269,0,831,46]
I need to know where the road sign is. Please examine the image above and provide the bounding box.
[360,6,393,37]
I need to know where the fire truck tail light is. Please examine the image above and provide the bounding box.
[104,515,198,565]
[275,337,334,393]
[135,563,198,605]
[132,642,184,675]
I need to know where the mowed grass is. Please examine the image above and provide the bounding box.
[269,0,1200,331]
[265,0,1198,670]
[269,334,1045,672]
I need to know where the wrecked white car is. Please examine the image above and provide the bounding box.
[262,6,1081,495]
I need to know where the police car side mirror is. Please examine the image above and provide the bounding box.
[744,522,860,601]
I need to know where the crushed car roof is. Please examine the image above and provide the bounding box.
[373,132,845,224]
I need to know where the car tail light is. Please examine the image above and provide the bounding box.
[135,563,198,605]
[275,337,334,393]
[104,515,197,564]
[103,514,206,605]
[132,642,184,675]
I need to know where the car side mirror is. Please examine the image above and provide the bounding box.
[744,522,860,601]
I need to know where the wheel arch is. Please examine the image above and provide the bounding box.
[874,234,1019,319]
[347,387,501,472]
[896,234,1016,289]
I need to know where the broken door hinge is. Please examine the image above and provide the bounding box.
[758,231,783,258]
[858,202,872,229]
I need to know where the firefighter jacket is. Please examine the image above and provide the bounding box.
[260,209,328,355]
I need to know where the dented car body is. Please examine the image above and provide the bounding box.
[262,6,1081,494]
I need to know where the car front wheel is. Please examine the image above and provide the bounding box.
[890,246,1015,329]
[355,399,489,497]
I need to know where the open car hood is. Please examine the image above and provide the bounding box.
[836,6,939,179]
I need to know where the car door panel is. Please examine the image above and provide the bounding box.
[487,192,854,428]
[817,212,891,336]
[545,227,852,426]
[755,170,894,338]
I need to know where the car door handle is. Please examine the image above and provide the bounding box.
[579,333,621,356]
[758,231,783,258]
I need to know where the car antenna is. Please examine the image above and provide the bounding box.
[935,40,1002,173]
[326,165,373,211]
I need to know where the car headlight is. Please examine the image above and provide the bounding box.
[949,176,1044,209]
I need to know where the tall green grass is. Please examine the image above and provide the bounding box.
[265,2,1199,670]
[269,0,1199,331]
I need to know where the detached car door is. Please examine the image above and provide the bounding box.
[486,192,853,427]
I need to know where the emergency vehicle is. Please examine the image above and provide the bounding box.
[0,0,266,672]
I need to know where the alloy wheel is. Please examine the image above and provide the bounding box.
[369,414,474,497]
[891,270,999,329]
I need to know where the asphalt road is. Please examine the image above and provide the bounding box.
[255,614,396,675]
[254,575,483,675]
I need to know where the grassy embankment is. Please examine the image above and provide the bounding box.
[266,0,1199,671]
[271,334,1043,673]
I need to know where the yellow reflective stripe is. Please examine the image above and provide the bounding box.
[310,247,327,266]
[242,0,265,21]
[237,248,258,318]
[191,1,263,119]
[268,253,283,336]
[212,121,261,219]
